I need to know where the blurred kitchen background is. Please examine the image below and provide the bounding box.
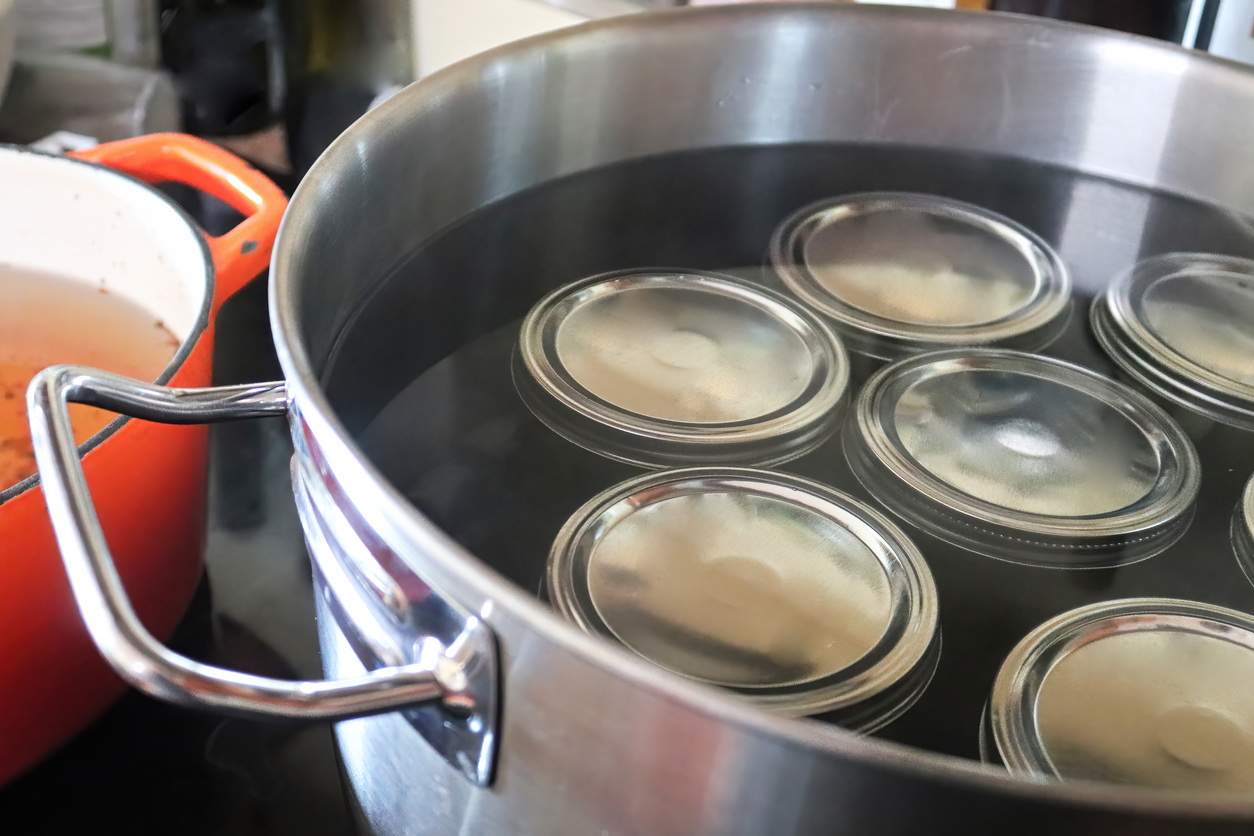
[2,0,1251,185]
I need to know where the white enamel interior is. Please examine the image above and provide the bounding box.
[0,148,208,341]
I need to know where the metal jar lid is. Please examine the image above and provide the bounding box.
[844,349,1201,567]
[768,192,1072,359]
[515,270,850,467]
[988,598,1254,795]
[1232,474,1254,588]
[546,468,940,729]
[1092,252,1254,431]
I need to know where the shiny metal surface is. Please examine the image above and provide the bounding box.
[547,468,938,726]
[990,599,1254,795]
[769,193,1071,359]
[291,455,498,786]
[553,282,811,422]
[1093,253,1254,430]
[846,349,1200,567]
[266,5,1254,834]
[25,366,499,758]
[1233,475,1254,589]
[893,361,1156,517]
[516,270,848,466]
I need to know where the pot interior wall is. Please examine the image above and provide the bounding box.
[0,149,207,340]
[279,5,1254,386]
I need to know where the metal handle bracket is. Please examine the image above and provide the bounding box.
[27,366,496,740]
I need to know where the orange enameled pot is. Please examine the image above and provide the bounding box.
[0,134,285,783]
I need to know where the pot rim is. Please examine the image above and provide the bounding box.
[0,143,214,507]
[268,2,1254,820]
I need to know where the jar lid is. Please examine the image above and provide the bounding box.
[516,270,849,467]
[1092,253,1254,430]
[1232,474,1254,588]
[844,349,1200,567]
[768,192,1072,359]
[988,598,1254,795]
[547,468,939,728]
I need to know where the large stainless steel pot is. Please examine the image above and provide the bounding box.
[26,5,1254,834]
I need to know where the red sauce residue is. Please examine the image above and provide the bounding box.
[0,268,181,491]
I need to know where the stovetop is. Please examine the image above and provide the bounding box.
[0,276,354,836]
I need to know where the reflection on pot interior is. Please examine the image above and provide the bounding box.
[1,266,178,491]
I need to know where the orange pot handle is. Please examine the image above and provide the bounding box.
[71,134,287,312]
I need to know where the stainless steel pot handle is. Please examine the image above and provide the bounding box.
[27,365,487,723]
